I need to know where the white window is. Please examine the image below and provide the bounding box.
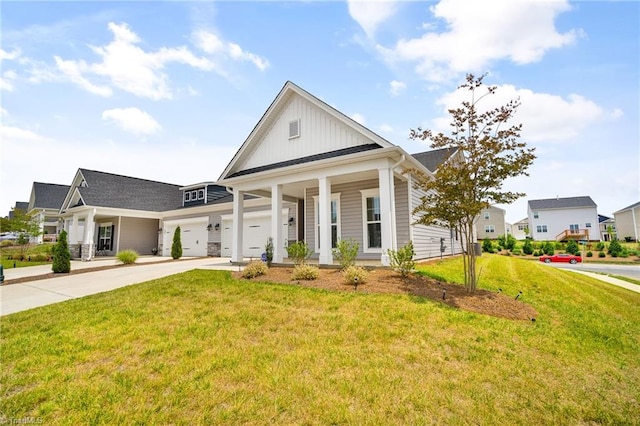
[361,189,382,252]
[537,225,548,233]
[485,225,495,233]
[98,223,113,251]
[518,224,525,230]
[585,223,591,228]
[191,190,198,200]
[484,212,490,220]
[533,212,539,219]
[184,192,191,202]
[197,189,205,200]
[313,194,340,252]
[289,119,300,139]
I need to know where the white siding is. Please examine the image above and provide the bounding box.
[528,206,599,241]
[241,95,375,170]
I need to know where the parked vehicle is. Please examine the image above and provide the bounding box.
[0,232,19,242]
[539,253,582,264]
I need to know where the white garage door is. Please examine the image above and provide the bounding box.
[221,213,288,258]
[163,218,208,257]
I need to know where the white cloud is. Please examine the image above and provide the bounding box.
[377,0,580,82]
[0,49,21,91]
[389,80,406,96]
[102,107,162,135]
[0,48,21,61]
[347,0,399,39]
[0,78,14,92]
[0,124,50,143]
[350,112,366,125]
[611,108,624,119]
[431,84,603,142]
[55,22,215,100]
[0,107,7,117]
[379,123,394,133]
[191,30,270,71]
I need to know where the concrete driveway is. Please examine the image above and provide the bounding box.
[1,257,239,316]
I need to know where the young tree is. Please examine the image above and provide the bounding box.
[52,230,71,273]
[8,209,42,257]
[171,226,183,259]
[410,74,536,292]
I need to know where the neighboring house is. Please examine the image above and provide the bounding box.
[27,182,70,243]
[8,201,29,219]
[528,196,600,242]
[476,206,508,240]
[598,214,616,241]
[511,217,529,240]
[612,201,640,242]
[216,81,465,265]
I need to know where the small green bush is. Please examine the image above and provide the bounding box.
[598,251,606,258]
[543,241,555,256]
[388,241,415,277]
[286,241,312,266]
[512,248,522,255]
[608,238,622,257]
[171,226,183,260]
[265,237,274,267]
[596,242,605,251]
[292,264,319,281]
[566,240,579,255]
[522,239,534,255]
[586,251,593,257]
[52,230,71,273]
[332,239,359,270]
[533,250,541,257]
[482,238,494,253]
[242,261,268,279]
[342,265,369,287]
[117,249,139,264]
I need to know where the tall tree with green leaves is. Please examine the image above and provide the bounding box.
[410,74,536,292]
[171,226,183,260]
[8,209,42,256]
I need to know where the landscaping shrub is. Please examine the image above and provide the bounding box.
[543,241,555,256]
[117,249,138,264]
[512,248,522,255]
[596,241,605,251]
[242,261,268,279]
[0,240,13,248]
[265,237,274,267]
[586,251,593,257]
[388,241,415,277]
[482,238,494,253]
[533,250,541,257]
[52,230,71,273]
[608,238,622,257]
[566,240,580,255]
[292,264,319,281]
[332,239,359,269]
[286,241,311,266]
[342,265,369,287]
[522,239,534,255]
[171,226,182,260]
[598,251,606,258]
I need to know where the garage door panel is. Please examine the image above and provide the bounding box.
[164,221,207,257]
[221,216,287,258]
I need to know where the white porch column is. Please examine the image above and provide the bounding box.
[271,184,284,263]
[71,214,79,244]
[84,208,96,260]
[318,176,333,265]
[232,189,244,263]
[378,167,395,266]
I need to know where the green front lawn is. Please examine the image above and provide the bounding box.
[2,256,639,424]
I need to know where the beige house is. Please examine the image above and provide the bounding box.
[475,205,508,240]
[612,201,640,242]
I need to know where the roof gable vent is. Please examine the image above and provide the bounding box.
[289,119,300,139]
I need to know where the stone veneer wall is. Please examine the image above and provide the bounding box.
[207,242,220,257]
[69,244,81,259]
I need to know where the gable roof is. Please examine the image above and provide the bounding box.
[528,196,597,210]
[411,147,457,172]
[219,81,394,180]
[15,201,29,212]
[613,201,640,214]
[70,169,183,212]
[29,182,70,211]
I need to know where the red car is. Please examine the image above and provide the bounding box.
[539,253,582,264]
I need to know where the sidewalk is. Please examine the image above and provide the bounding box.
[1,257,239,316]
[568,270,640,294]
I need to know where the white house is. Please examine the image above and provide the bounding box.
[613,201,640,242]
[527,196,600,242]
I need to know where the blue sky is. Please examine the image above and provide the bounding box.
[1,0,638,224]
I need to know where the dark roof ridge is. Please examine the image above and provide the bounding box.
[79,168,182,187]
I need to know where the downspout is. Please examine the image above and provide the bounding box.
[389,155,405,251]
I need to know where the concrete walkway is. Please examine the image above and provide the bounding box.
[567,270,640,294]
[1,257,239,316]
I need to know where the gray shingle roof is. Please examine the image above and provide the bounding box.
[30,182,70,210]
[77,169,183,212]
[528,196,597,210]
[411,148,457,172]
[613,201,640,214]
[15,201,29,212]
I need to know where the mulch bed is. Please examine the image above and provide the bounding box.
[235,266,538,321]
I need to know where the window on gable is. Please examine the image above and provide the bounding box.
[289,119,300,139]
[191,190,198,200]
[484,212,490,220]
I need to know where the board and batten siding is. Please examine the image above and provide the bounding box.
[409,177,464,259]
[241,95,376,171]
[118,217,159,255]
[305,177,410,260]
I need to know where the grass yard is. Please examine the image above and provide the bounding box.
[1,255,639,424]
